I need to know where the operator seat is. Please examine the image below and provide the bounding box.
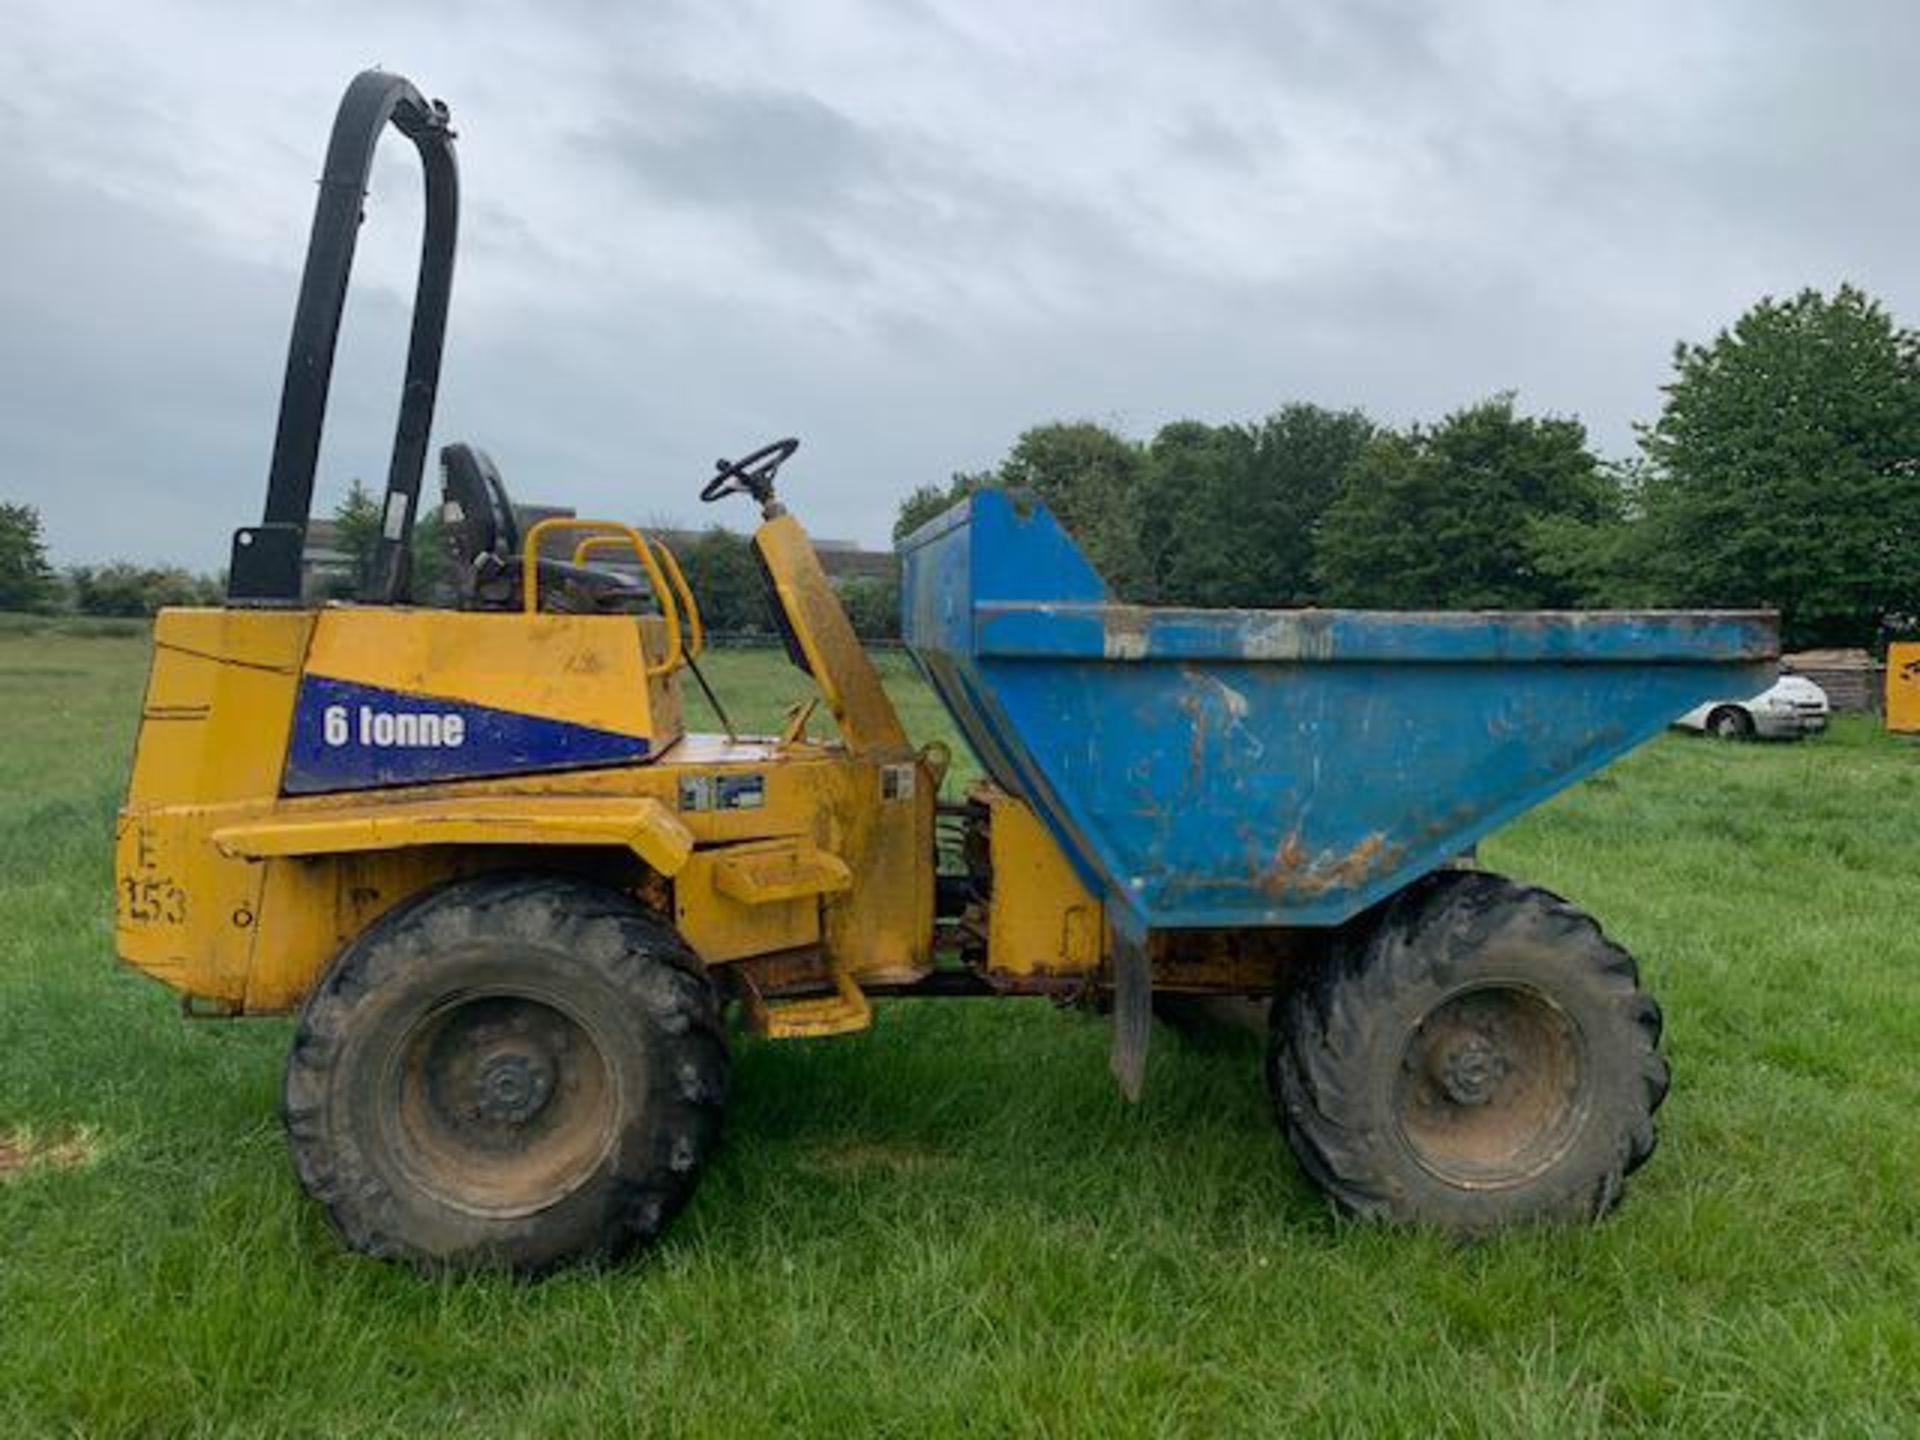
[438,443,648,613]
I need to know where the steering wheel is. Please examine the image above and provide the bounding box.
[701,437,800,504]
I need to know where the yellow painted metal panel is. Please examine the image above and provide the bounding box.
[982,786,1104,979]
[674,842,822,964]
[211,794,695,875]
[115,805,267,1005]
[814,754,935,985]
[753,513,908,755]
[711,845,852,905]
[121,741,932,1010]
[1888,642,1920,733]
[243,847,480,1013]
[128,610,315,805]
[303,608,670,741]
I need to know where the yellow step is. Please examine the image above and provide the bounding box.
[750,967,872,1039]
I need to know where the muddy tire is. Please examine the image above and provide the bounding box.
[1268,870,1667,1234]
[284,873,727,1273]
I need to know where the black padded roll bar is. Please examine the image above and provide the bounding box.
[227,70,458,606]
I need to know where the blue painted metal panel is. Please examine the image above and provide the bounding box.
[899,488,1779,931]
[284,675,650,794]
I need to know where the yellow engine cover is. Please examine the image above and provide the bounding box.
[284,609,681,791]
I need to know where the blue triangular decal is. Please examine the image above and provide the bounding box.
[284,675,651,794]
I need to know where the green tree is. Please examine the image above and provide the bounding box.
[323,480,453,603]
[893,427,1151,594]
[890,427,1151,596]
[675,526,772,633]
[1315,396,1611,608]
[1136,420,1252,603]
[0,502,56,612]
[1525,458,1671,609]
[1244,405,1377,606]
[1143,404,1375,606]
[893,472,989,545]
[837,574,901,640]
[332,479,384,594]
[68,563,220,616]
[1638,285,1920,648]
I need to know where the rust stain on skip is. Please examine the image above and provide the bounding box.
[1277,831,1307,872]
[1260,829,1401,901]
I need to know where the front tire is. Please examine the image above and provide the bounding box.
[1269,870,1667,1234]
[284,873,727,1273]
[1707,705,1754,740]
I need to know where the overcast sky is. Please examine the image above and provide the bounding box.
[3,0,1914,569]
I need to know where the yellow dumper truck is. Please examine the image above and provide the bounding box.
[114,72,1775,1271]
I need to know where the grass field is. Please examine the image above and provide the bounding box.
[2,627,1918,1437]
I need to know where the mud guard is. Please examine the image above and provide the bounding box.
[1109,920,1152,1102]
[211,794,694,876]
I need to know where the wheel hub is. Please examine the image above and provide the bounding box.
[1395,983,1588,1187]
[392,992,619,1218]
[1432,1032,1507,1107]
[474,1051,555,1125]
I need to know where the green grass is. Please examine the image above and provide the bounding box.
[3,633,1918,1437]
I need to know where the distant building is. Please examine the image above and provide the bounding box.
[300,519,356,598]
[648,529,897,585]
[805,537,898,583]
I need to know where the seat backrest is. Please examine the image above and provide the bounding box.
[440,443,520,563]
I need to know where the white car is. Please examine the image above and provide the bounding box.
[1674,674,1830,740]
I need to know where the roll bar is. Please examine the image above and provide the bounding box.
[227,70,458,606]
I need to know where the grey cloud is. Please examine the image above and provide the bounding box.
[594,85,892,216]
[1172,0,1448,91]
[0,154,292,569]
[3,0,1918,568]
[1167,111,1268,175]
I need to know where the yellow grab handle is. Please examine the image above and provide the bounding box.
[649,538,705,660]
[570,532,705,663]
[521,518,683,676]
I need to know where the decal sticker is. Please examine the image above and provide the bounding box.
[881,763,915,802]
[118,823,187,926]
[320,702,466,749]
[285,675,649,793]
[715,774,765,810]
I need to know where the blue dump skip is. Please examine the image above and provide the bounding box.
[900,489,1778,932]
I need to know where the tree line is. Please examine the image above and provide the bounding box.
[0,502,223,615]
[0,483,905,637]
[894,285,1920,651]
[6,285,1916,649]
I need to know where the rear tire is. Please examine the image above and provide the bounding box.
[1268,870,1667,1234]
[284,873,727,1273]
